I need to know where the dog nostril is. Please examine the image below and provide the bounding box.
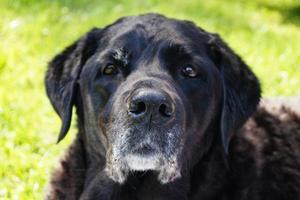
[129,101,146,115]
[159,103,173,117]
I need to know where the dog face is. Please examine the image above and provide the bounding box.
[46,14,260,184]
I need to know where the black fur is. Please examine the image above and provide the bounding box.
[45,13,300,199]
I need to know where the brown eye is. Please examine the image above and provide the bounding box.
[103,64,118,75]
[181,65,197,78]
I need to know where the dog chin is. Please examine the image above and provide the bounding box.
[125,154,161,171]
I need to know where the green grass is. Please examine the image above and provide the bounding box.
[0,0,299,199]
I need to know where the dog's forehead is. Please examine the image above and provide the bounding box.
[81,14,215,79]
[102,14,207,50]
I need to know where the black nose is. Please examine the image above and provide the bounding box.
[128,89,175,121]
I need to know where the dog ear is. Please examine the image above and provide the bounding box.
[208,34,261,154]
[45,28,102,143]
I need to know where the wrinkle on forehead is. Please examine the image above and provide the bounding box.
[106,24,150,51]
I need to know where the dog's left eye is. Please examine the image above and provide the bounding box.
[181,65,197,78]
[103,64,118,75]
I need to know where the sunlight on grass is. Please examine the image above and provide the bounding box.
[0,0,299,199]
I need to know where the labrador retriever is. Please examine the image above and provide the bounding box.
[45,13,300,200]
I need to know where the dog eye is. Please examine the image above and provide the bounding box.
[181,65,197,78]
[103,64,118,75]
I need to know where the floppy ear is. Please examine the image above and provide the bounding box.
[45,28,102,143]
[208,34,261,154]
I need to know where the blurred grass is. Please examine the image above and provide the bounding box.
[0,0,299,199]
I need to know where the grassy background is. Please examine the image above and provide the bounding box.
[0,0,299,199]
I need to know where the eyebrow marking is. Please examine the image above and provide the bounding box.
[168,43,191,56]
[112,48,130,67]
[162,42,191,61]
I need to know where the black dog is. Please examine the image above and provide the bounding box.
[45,13,300,199]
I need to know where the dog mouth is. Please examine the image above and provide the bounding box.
[105,136,183,184]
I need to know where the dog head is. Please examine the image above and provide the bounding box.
[46,13,260,184]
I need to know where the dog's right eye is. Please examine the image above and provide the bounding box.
[181,65,198,78]
[103,64,119,75]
